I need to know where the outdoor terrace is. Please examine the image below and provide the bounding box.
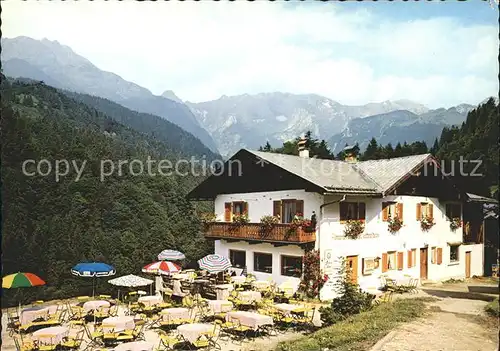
[202,222,316,245]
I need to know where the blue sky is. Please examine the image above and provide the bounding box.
[2,1,498,108]
[326,0,496,22]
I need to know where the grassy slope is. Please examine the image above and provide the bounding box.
[278,298,431,351]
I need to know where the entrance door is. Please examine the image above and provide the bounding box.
[465,251,471,278]
[420,248,428,280]
[346,256,358,284]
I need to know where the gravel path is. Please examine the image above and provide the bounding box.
[370,297,498,351]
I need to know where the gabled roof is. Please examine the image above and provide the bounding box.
[355,154,433,194]
[188,149,451,198]
[466,193,499,204]
[248,150,434,195]
[247,150,378,194]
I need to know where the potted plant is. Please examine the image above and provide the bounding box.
[232,213,249,224]
[449,217,462,231]
[259,215,279,237]
[420,215,435,231]
[387,216,403,233]
[301,219,315,233]
[344,220,365,239]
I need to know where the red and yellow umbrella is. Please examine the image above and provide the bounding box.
[2,272,46,289]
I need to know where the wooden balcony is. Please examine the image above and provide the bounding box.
[202,222,316,245]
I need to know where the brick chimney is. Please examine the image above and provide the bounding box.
[298,136,309,158]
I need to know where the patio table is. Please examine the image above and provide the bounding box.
[20,306,49,325]
[238,291,262,303]
[251,280,270,290]
[273,303,303,315]
[172,273,191,281]
[226,311,273,330]
[231,276,246,284]
[138,295,163,307]
[32,326,69,344]
[207,300,233,313]
[83,300,110,312]
[214,284,234,300]
[114,341,154,351]
[102,316,135,333]
[160,307,190,322]
[177,323,212,343]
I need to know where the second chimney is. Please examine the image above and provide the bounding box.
[298,137,309,158]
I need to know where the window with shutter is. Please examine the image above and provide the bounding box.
[381,253,388,273]
[428,204,434,220]
[273,200,282,221]
[358,203,366,221]
[340,202,366,222]
[396,203,403,220]
[416,203,422,220]
[382,202,389,221]
[407,250,412,268]
[224,202,232,222]
[296,200,304,217]
[437,247,442,265]
[242,202,248,215]
[397,252,404,270]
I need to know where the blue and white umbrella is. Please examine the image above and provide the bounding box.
[71,262,116,277]
[158,249,185,261]
[71,262,116,297]
[197,254,232,273]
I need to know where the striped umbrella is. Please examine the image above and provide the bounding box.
[71,262,116,277]
[2,273,46,312]
[71,262,115,297]
[142,261,181,275]
[197,254,232,273]
[158,250,185,261]
[2,273,46,289]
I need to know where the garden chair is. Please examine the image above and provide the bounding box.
[35,333,57,351]
[62,329,84,350]
[7,308,21,334]
[375,291,393,305]
[231,320,252,344]
[108,304,118,317]
[13,334,37,351]
[100,323,118,346]
[294,307,316,331]
[82,324,104,351]
[156,330,183,351]
[68,305,87,321]
[201,322,222,350]
[408,278,419,294]
[214,319,236,341]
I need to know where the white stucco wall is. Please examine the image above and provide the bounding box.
[214,189,323,223]
[319,195,483,300]
[208,190,484,301]
[214,239,304,290]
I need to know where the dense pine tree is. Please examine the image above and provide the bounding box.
[1,78,213,307]
[258,132,335,159]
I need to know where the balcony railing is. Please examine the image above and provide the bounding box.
[202,222,316,244]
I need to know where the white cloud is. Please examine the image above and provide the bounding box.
[2,1,498,108]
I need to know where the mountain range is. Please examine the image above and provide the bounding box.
[1,36,486,157]
[1,36,219,153]
[187,94,475,155]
